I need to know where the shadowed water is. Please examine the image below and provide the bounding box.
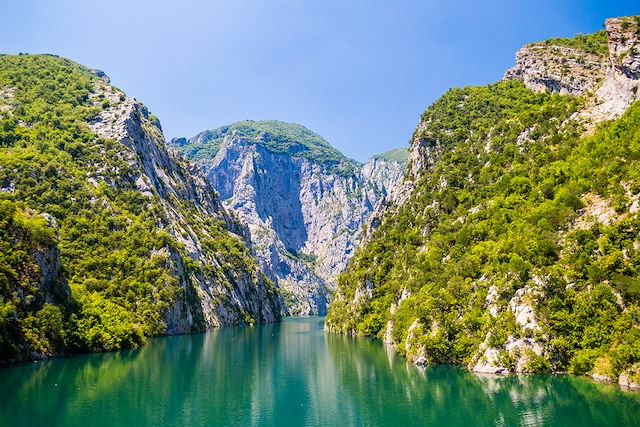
[1,317,639,426]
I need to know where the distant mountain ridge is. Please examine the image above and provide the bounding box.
[171,121,406,315]
[173,120,361,175]
[372,148,409,164]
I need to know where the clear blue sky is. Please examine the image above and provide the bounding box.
[0,1,637,161]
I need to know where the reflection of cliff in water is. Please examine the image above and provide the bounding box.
[2,318,640,427]
[3,333,210,426]
[325,333,640,427]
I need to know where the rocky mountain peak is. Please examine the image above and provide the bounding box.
[171,123,406,315]
[605,16,640,79]
[503,32,609,96]
[179,120,359,175]
[503,16,640,122]
[89,68,110,83]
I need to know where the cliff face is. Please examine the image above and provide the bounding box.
[0,204,69,363]
[503,17,640,122]
[591,17,640,120]
[326,16,640,389]
[0,55,281,363]
[87,76,281,331]
[503,33,609,96]
[171,122,405,315]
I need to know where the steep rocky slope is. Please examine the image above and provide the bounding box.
[505,17,640,122]
[327,16,640,389]
[503,31,609,96]
[0,55,281,364]
[171,122,406,315]
[0,202,69,361]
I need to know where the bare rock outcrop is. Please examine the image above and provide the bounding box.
[87,78,282,331]
[619,363,640,390]
[504,44,607,96]
[172,127,405,315]
[591,17,640,121]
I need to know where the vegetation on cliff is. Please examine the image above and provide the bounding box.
[0,54,277,364]
[538,30,609,56]
[0,200,67,361]
[372,148,409,164]
[172,120,360,175]
[327,75,640,382]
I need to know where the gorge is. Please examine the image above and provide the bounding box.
[170,122,406,315]
[1,11,640,426]
[0,55,405,363]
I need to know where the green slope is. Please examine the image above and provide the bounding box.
[536,30,609,57]
[0,54,275,364]
[172,120,360,175]
[327,77,640,381]
[371,148,409,164]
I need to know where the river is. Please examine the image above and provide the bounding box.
[1,317,639,426]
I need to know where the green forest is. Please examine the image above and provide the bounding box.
[327,78,640,382]
[0,54,275,364]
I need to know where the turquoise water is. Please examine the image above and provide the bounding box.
[1,317,639,426]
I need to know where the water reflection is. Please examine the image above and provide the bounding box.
[1,318,639,427]
[324,332,640,426]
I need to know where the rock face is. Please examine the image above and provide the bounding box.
[87,80,281,330]
[591,17,640,120]
[504,17,640,123]
[32,214,70,305]
[606,17,640,79]
[469,286,545,374]
[0,204,70,363]
[503,38,608,96]
[171,122,405,315]
[619,364,640,390]
[16,212,68,306]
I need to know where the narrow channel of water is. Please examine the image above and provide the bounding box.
[1,317,639,426]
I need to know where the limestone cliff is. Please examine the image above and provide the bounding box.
[504,17,640,122]
[591,17,640,120]
[0,55,282,363]
[503,32,609,96]
[0,205,69,363]
[86,75,281,330]
[171,121,406,315]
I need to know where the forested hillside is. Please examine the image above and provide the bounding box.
[327,16,640,388]
[0,54,281,364]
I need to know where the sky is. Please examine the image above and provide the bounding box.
[0,1,638,162]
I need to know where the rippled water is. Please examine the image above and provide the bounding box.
[1,317,639,426]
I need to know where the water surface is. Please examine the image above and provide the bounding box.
[1,317,639,426]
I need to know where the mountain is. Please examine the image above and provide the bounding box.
[371,148,410,164]
[171,121,406,315]
[0,54,281,364]
[326,16,640,389]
